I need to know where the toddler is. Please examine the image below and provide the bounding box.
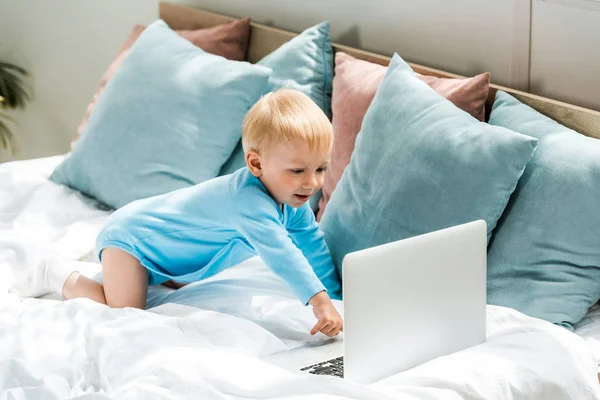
[11,89,343,337]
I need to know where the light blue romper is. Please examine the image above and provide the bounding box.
[95,167,342,305]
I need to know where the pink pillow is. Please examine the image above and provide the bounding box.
[71,18,251,148]
[317,52,491,221]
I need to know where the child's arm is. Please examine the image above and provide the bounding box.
[233,201,327,306]
[288,204,343,337]
[287,204,342,300]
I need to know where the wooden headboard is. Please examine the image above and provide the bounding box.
[160,2,600,139]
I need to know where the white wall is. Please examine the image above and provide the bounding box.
[175,0,530,89]
[0,0,158,163]
[530,0,600,111]
[0,0,529,163]
[1,0,599,163]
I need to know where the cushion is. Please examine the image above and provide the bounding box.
[487,91,600,330]
[317,52,491,220]
[319,54,538,277]
[218,21,334,178]
[51,19,270,209]
[71,17,251,148]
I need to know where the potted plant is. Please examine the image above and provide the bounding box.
[0,61,31,154]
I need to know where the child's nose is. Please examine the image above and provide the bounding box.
[303,174,319,189]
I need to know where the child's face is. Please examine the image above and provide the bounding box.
[247,138,330,208]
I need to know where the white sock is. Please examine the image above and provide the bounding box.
[9,257,82,298]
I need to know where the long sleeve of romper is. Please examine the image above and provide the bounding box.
[287,204,342,300]
[232,195,326,306]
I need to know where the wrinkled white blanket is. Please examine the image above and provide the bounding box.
[1,156,599,399]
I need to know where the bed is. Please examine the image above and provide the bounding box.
[2,2,600,399]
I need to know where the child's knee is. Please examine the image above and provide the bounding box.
[101,247,148,309]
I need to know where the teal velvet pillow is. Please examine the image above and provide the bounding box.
[50,20,270,209]
[218,21,334,178]
[319,54,538,278]
[487,91,600,330]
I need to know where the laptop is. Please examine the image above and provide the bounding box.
[263,220,487,384]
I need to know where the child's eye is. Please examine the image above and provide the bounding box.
[291,169,304,174]
[317,167,327,174]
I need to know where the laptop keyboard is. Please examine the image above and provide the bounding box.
[300,356,344,378]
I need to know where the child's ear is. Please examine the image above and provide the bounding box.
[246,151,263,177]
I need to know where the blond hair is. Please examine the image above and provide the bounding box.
[242,89,333,155]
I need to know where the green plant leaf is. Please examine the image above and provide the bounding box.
[0,110,15,122]
[0,61,31,109]
[0,61,27,76]
[0,61,29,155]
[0,117,15,153]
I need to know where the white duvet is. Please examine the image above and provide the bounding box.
[1,155,599,400]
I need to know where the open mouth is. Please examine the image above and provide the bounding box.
[294,194,310,202]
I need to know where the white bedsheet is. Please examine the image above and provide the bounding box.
[1,155,599,399]
[576,304,600,370]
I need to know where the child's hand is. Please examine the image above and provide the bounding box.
[308,291,343,337]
